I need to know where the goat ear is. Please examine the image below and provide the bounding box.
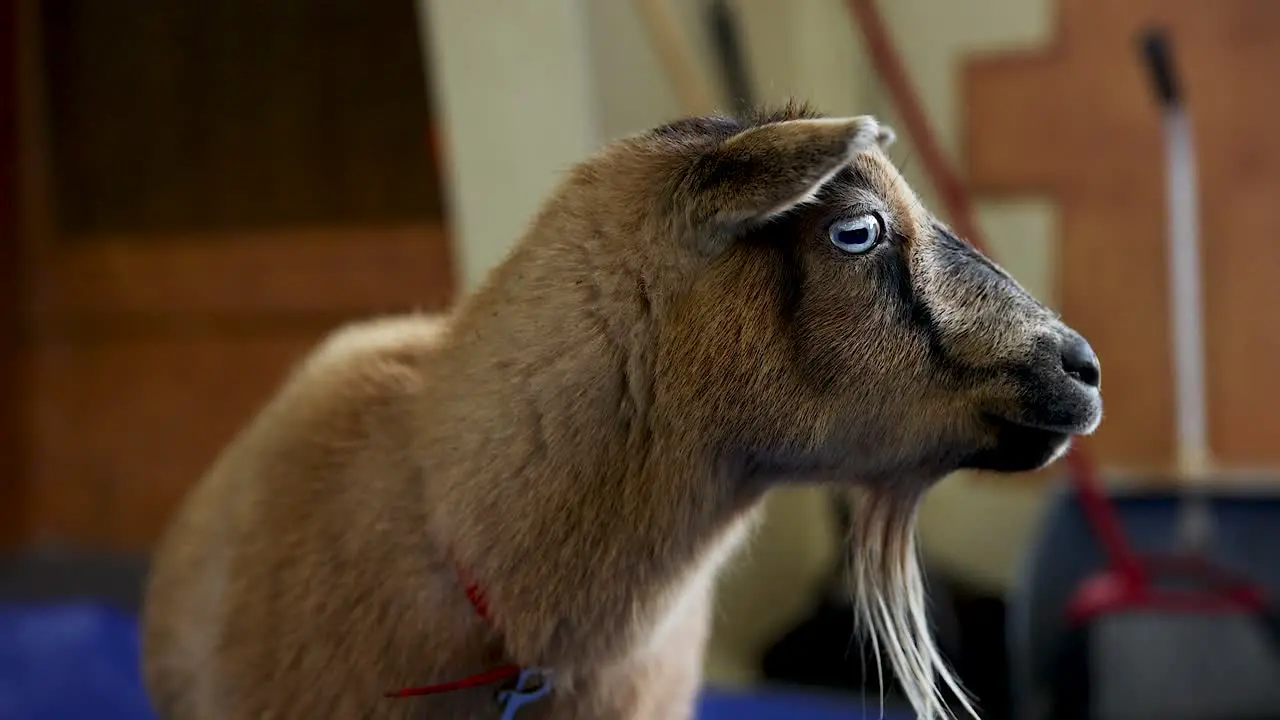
[679,115,891,250]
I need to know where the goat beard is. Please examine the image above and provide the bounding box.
[850,486,980,720]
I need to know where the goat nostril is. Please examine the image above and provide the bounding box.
[1060,333,1101,388]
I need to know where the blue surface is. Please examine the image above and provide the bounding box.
[0,602,911,720]
[699,686,913,719]
[0,603,150,720]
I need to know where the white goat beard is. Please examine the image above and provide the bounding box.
[851,487,980,720]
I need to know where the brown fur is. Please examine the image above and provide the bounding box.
[141,102,1101,719]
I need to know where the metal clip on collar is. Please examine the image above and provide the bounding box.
[497,667,554,720]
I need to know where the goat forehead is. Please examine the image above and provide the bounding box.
[847,152,929,239]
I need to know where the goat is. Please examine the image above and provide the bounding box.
[141,102,1102,720]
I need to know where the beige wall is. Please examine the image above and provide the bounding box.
[423,0,1061,685]
[418,0,602,290]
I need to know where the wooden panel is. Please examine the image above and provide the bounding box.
[24,221,458,550]
[29,332,328,551]
[38,0,442,237]
[13,0,462,551]
[1,0,25,549]
[962,0,1280,474]
[30,223,456,322]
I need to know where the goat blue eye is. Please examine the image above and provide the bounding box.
[829,214,883,254]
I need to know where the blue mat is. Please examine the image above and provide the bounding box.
[0,602,910,720]
[0,603,149,720]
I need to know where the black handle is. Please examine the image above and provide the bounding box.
[1139,27,1182,107]
[706,0,755,115]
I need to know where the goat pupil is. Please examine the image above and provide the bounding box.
[841,229,868,245]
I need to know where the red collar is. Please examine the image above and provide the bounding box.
[383,565,556,715]
[459,565,500,625]
[384,564,522,698]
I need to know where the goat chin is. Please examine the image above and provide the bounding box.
[851,487,980,720]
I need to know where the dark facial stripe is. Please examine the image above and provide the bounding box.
[736,220,806,326]
[775,241,806,325]
[891,231,1004,386]
[933,223,1015,285]
[884,243,950,366]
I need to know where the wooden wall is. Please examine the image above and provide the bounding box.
[962,0,1280,476]
[2,0,27,549]
[39,0,445,238]
[13,0,457,551]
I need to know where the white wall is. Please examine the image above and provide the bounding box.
[584,0,876,139]
[418,0,601,290]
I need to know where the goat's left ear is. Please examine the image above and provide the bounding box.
[678,115,893,252]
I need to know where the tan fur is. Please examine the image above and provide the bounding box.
[142,102,1101,720]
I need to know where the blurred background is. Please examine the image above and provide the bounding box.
[3,1,1280,719]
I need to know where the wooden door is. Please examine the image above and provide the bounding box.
[12,0,457,552]
[962,1,1280,476]
[962,0,1280,477]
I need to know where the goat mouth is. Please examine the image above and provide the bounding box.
[959,413,1075,473]
[993,404,1100,436]
[986,366,1103,437]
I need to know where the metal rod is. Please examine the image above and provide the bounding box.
[1140,27,1215,552]
[634,0,720,116]
[705,0,755,116]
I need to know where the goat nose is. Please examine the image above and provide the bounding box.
[1060,331,1101,388]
